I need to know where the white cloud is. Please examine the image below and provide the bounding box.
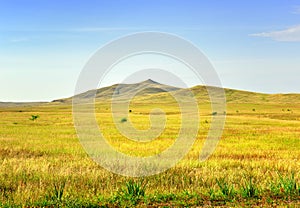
[250,25,300,42]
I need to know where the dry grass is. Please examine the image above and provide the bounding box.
[0,98,299,206]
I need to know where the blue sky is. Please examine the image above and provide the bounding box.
[1,0,300,101]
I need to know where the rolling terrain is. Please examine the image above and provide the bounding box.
[51,79,300,104]
[0,80,299,207]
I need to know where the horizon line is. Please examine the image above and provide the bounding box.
[1,79,300,103]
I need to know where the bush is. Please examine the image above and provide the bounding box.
[29,115,39,121]
[120,118,127,123]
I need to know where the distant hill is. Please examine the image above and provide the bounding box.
[0,102,47,107]
[52,79,300,104]
[1,79,298,106]
[53,79,180,103]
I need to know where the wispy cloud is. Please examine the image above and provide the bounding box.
[250,25,300,42]
[292,5,300,14]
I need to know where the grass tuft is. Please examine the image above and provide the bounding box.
[216,177,235,198]
[241,176,259,198]
[113,179,147,206]
[120,117,127,123]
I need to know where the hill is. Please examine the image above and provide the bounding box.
[52,79,300,104]
[0,102,47,107]
[53,79,180,103]
[0,80,299,106]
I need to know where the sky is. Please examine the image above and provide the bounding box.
[1,0,300,102]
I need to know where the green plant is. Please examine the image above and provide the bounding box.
[120,117,127,123]
[208,188,216,200]
[216,178,235,198]
[123,180,146,198]
[51,178,67,201]
[241,177,258,198]
[29,115,39,121]
[115,180,146,206]
[212,112,218,116]
[277,172,298,196]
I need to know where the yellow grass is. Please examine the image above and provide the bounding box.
[0,95,299,206]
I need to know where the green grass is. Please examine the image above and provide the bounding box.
[0,89,299,206]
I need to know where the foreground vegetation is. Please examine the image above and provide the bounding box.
[0,91,299,206]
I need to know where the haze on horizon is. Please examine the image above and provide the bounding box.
[1,0,300,102]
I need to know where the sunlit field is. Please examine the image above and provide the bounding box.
[0,92,299,206]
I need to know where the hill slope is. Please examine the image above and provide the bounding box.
[52,79,300,104]
[54,79,180,103]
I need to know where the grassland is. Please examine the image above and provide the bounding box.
[0,83,300,207]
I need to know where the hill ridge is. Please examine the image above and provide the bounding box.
[50,79,300,104]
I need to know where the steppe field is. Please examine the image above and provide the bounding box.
[0,83,299,207]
